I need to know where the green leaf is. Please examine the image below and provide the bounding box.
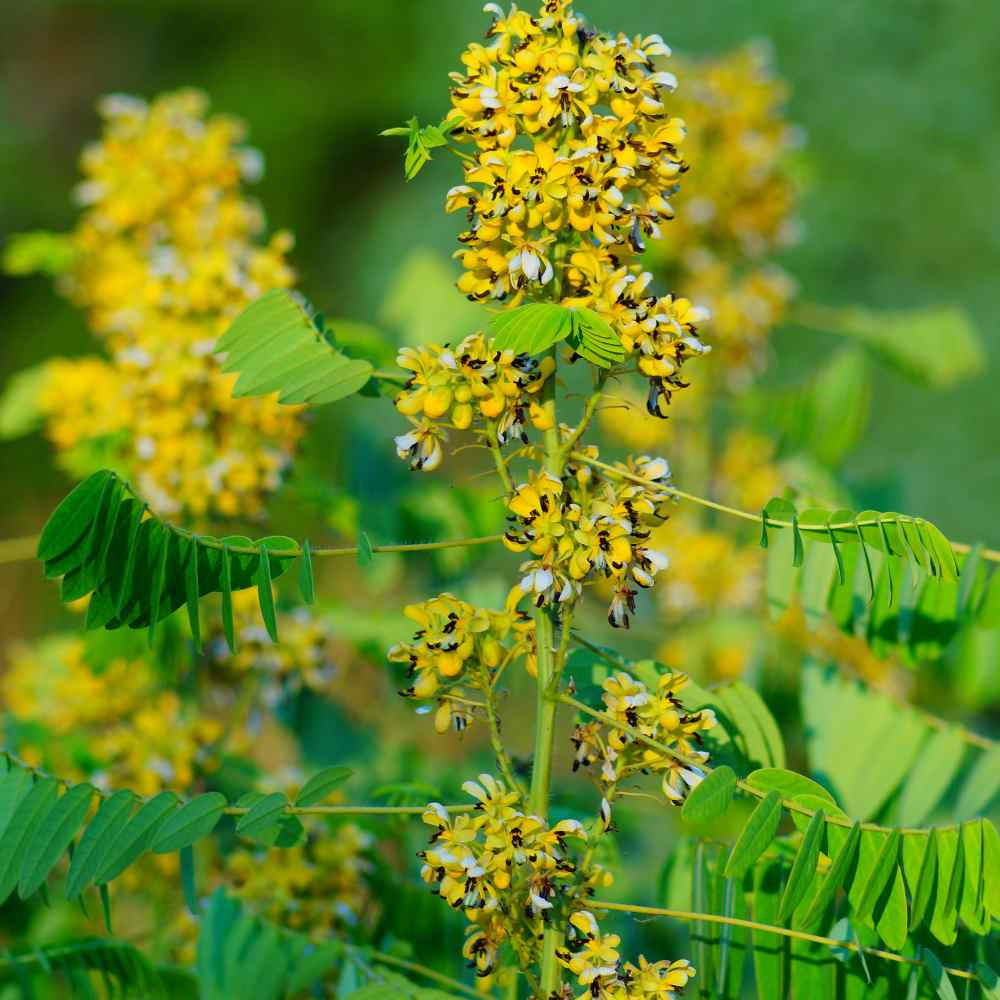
[147,529,169,648]
[299,540,315,605]
[221,543,235,653]
[681,765,736,825]
[0,766,33,840]
[0,363,49,440]
[236,793,288,839]
[920,947,959,1000]
[975,963,1000,1000]
[255,545,278,643]
[95,791,178,884]
[0,777,59,904]
[806,304,983,390]
[218,290,373,405]
[296,766,353,807]
[929,827,961,945]
[713,682,785,770]
[800,821,862,930]
[982,820,1000,919]
[99,882,113,933]
[746,768,835,807]
[180,844,198,915]
[151,793,227,854]
[37,470,115,561]
[3,229,76,276]
[357,531,374,567]
[489,303,574,356]
[854,829,901,923]
[184,538,202,652]
[66,789,135,900]
[897,727,966,826]
[752,859,786,999]
[778,808,825,921]
[19,783,95,899]
[567,306,625,368]
[907,829,938,931]
[724,790,782,880]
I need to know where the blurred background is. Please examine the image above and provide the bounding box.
[1,0,999,993]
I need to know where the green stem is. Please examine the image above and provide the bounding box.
[528,344,564,998]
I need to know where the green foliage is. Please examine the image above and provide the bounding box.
[489,302,625,368]
[0,938,196,998]
[802,663,999,823]
[2,229,76,276]
[37,470,305,651]
[380,115,464,180]
[217,289,374,405]
[0,362,49,440]
[0,756,354,909]
[801,304,984,390]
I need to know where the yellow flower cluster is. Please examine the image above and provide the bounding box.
[446,0,709,412]
[558,909,695,1000]
[572,669,716,822]
[40,89,303,518]
[388,594,534,731]
[206,590,338,704]
[420,774,593,977]
[1,637,227,796]
[658,43,800,378]
[503,453,673,627]
[393,333,555,471]
[225,821,375,936]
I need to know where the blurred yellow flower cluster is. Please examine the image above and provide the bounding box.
[205,589,339,705]
[503,453,673,627]
[39,89,303,519]
[572,668,716,823]
[446,0,710,412]
[225,821,375,936]
[1,637,228,796]
[393,332,555,471]
[420,774,598,977]
[558,909,695,999]
[659,43,800,380]
[389,594,534,731]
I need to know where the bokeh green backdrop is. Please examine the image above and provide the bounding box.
[2,0,998,550]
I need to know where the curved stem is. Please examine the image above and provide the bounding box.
[566,451,1000,563]
[590,899,976,984]
[485,421,514,494]
[368,949,484,999]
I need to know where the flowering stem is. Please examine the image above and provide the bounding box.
[528,345,565,997]
[589,899,976,984]
[484,675,527,799]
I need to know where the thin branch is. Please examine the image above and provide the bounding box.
[590,899,976,983]
[0,534,39,565]
[2,748,470,817]
[559,370,608,460]
[566,451,1000,563]
[485,422,514,494]
[371,370,410,387]
[367,950,485,998]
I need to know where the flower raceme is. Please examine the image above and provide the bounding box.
[419,775,600,978]
[572,668,717,822]
[444,0,711,414]
[40,90,303,518]
[558,910,696,1000]
[388,594,535,731]
[503,452,674,627]
[393,332,555,471]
